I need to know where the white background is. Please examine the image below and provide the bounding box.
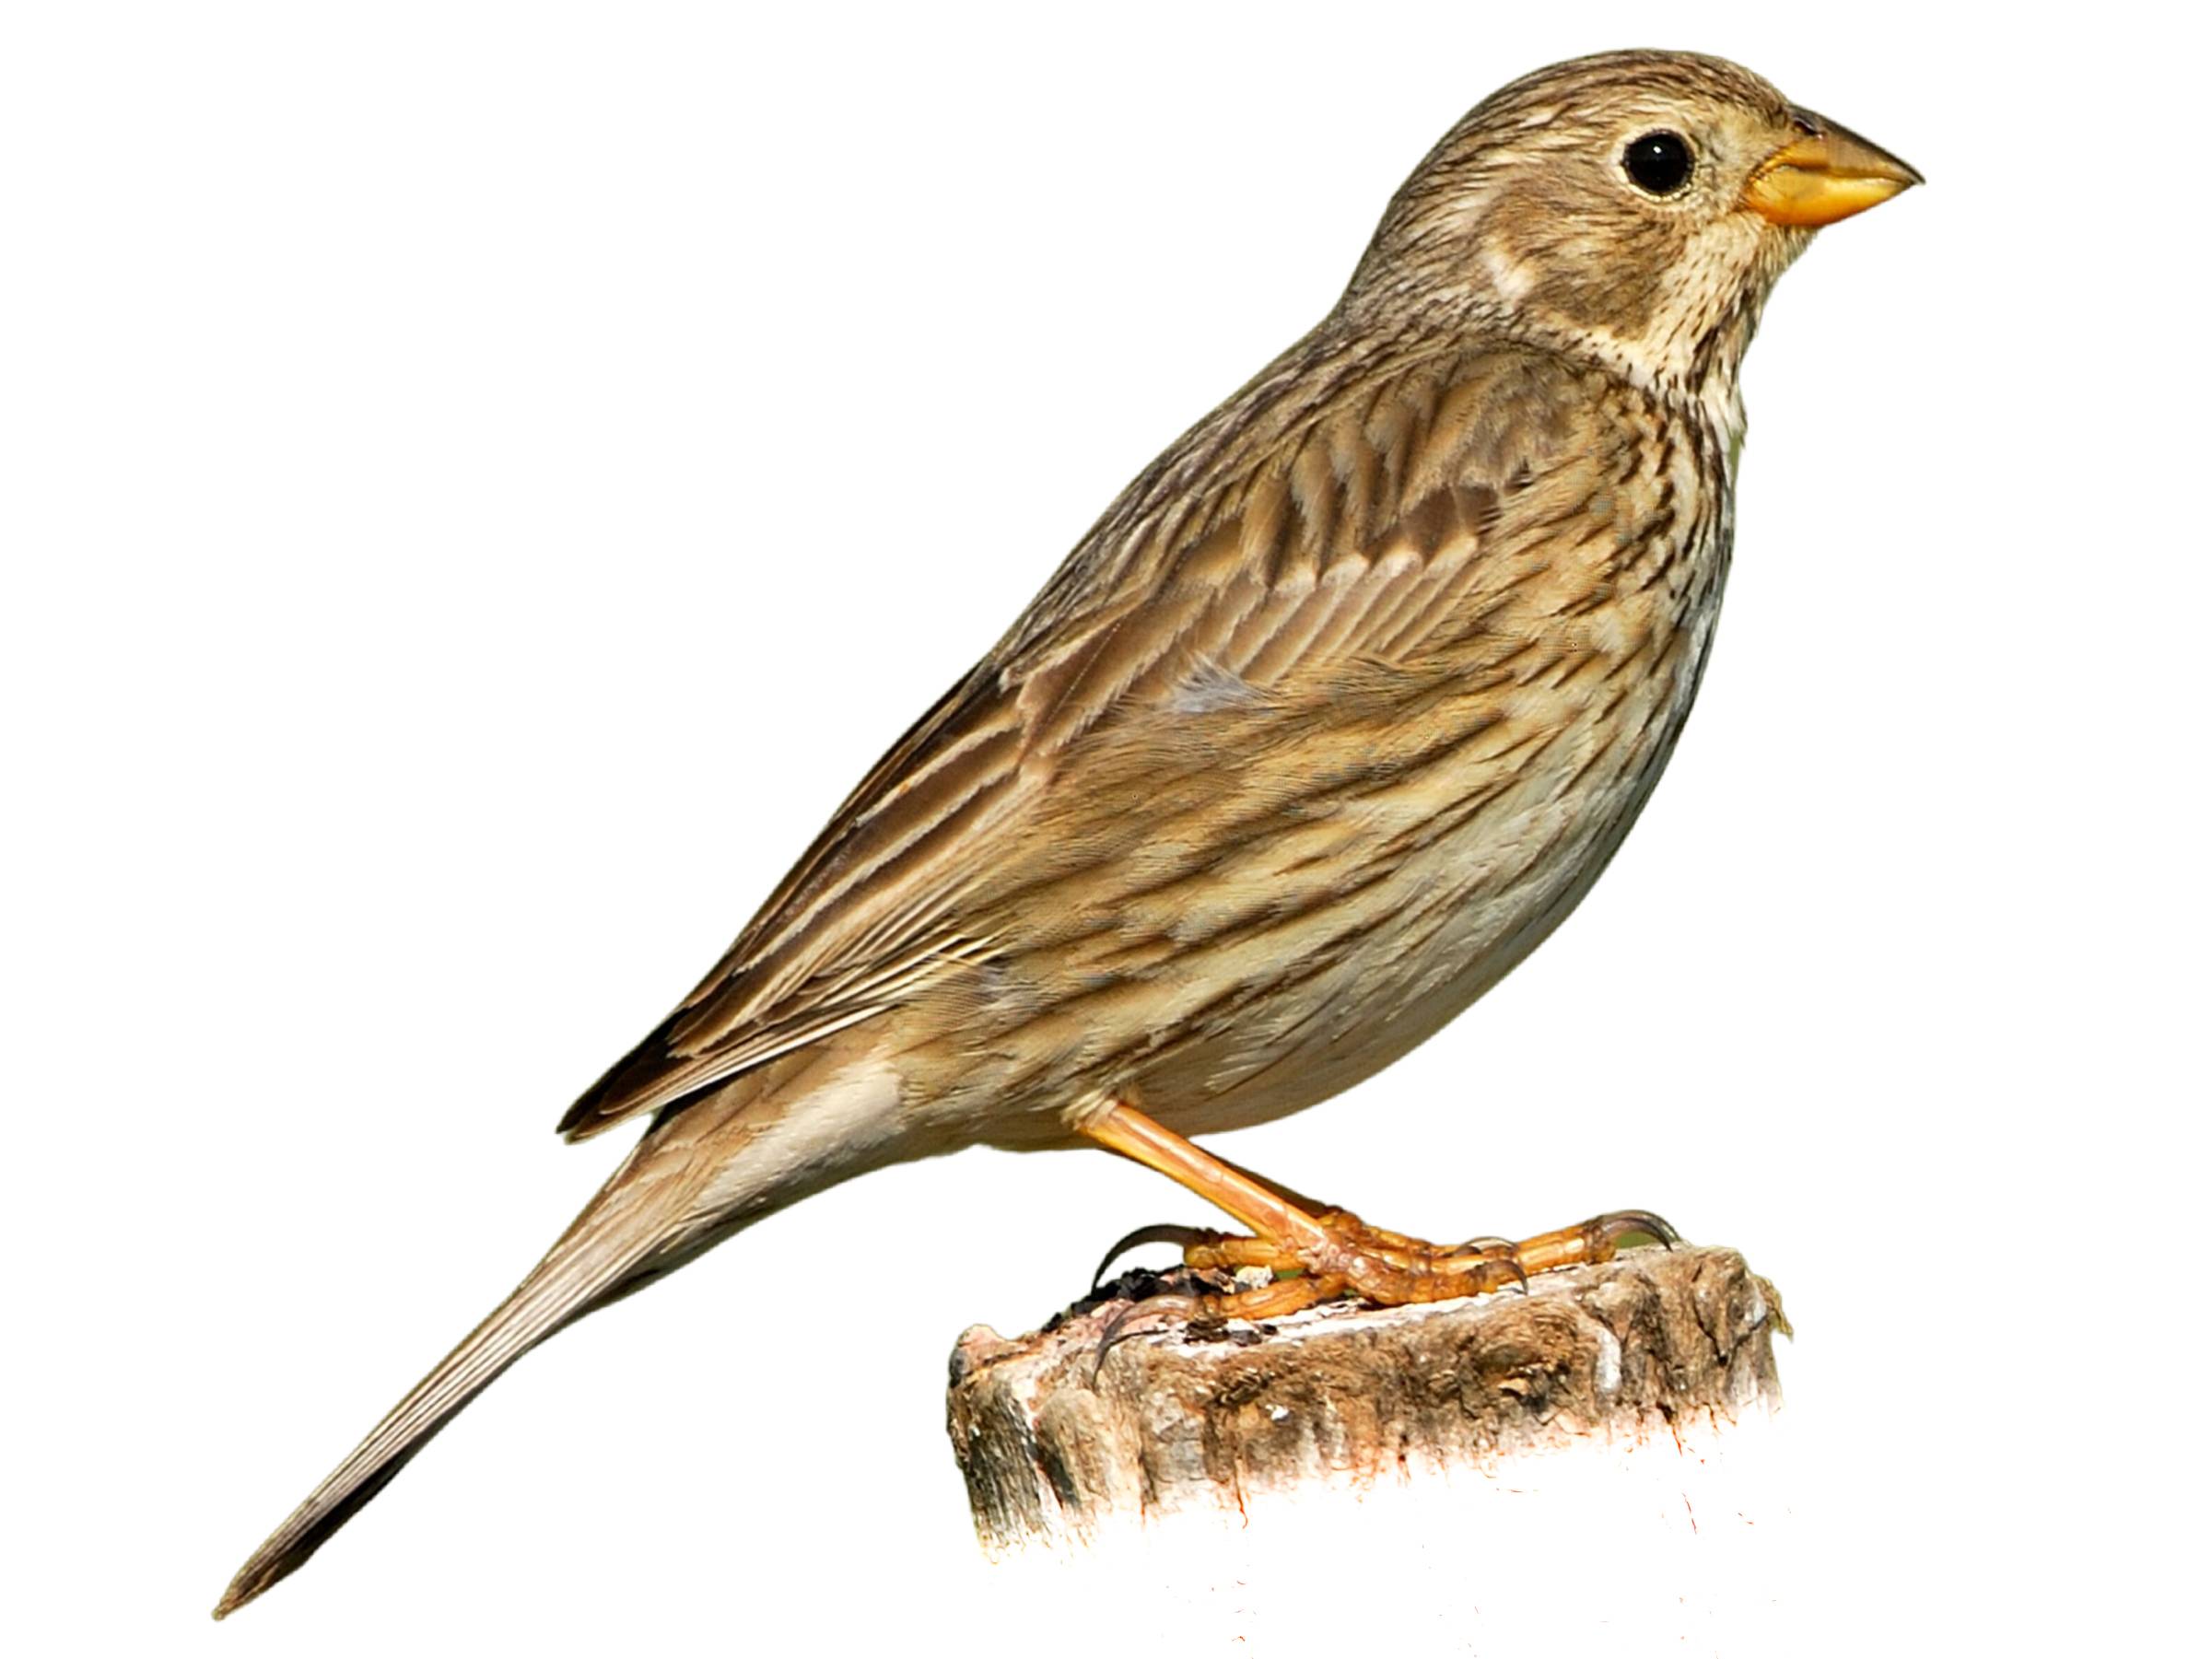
[5,3,2204,1653]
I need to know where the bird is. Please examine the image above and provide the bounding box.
[216,48,1919,1618]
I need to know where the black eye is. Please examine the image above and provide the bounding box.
[1622,130,1694,196]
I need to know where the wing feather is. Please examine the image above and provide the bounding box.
[557,339,1594,1139]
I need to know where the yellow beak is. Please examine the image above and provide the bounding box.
[1743,113,1923,228]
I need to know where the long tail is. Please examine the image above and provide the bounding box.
[212,1146,679,1619]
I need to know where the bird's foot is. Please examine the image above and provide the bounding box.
[1080,1099,1675,1331]
[1092,1208,1677,1325]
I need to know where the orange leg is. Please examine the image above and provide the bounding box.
[1081,1099,1674,1319]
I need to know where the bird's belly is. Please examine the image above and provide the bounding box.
[1121,693,1695,1140]
[1125,833,1604,1136]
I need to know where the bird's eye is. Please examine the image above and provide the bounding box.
[1622,131,1694,197]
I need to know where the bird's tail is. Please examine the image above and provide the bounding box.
[212,1139,681,1620]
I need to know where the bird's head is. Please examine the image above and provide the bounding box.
[1348,50,1920,395]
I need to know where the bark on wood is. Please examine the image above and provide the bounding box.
[945,1244,1782,1553]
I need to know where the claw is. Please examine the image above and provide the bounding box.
[1442,1235,1529,1293]
[1090,1291,1206,1384]
[1090,1222,1223,1291]
[1591,1209,1679,1251]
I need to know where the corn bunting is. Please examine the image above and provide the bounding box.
[218,48,1917,1617]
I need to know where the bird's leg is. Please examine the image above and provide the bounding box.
[1081,1099,1675,1318]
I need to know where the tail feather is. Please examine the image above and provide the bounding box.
[215,1045,887,1618]
[212,1195,661,1619]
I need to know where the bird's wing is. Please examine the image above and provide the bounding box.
[558,339,1598,1139]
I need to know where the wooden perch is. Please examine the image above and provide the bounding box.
[946,1244,1784,1556]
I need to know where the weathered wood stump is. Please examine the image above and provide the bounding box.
[947,1244,1793,1650]
[948,1244,1782,1551]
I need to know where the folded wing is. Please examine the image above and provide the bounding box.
[558,340,1597,1139]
